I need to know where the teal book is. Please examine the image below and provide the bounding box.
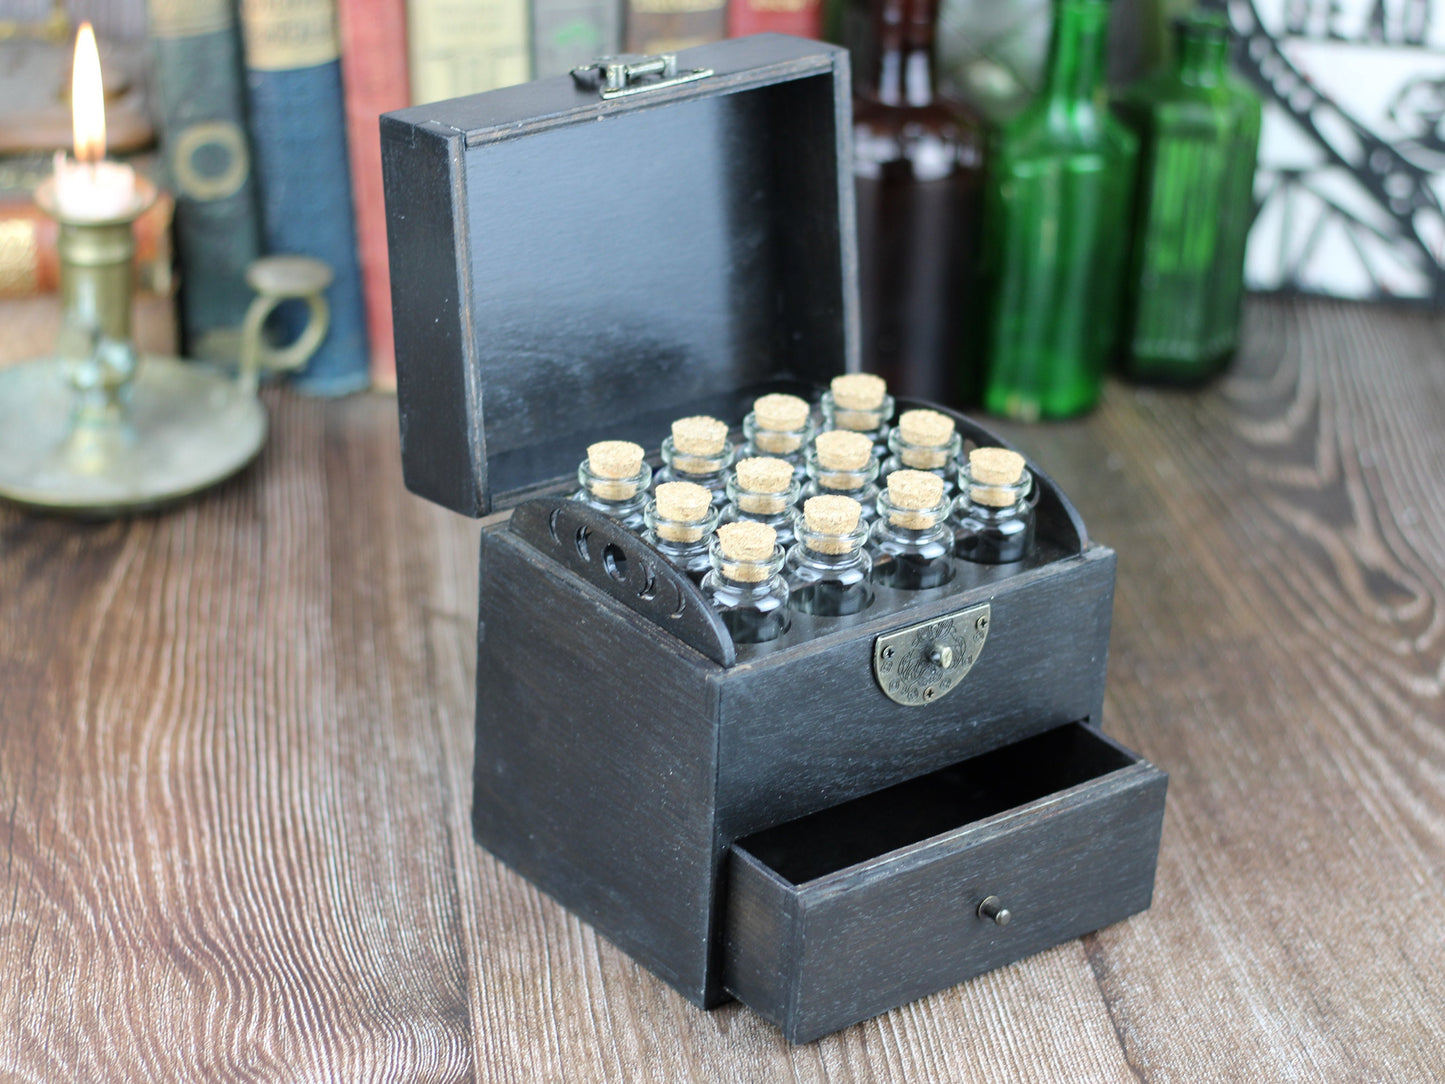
[147,0,263,360]
[239,0,370,395]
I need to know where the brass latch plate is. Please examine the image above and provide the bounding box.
[873,603,990,706]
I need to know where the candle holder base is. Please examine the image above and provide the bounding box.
[0,355,266,518]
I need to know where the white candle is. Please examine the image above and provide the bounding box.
[51,23,138,222]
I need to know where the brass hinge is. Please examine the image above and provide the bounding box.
[571,53,713,99]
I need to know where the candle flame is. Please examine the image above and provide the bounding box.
[72,23,105,164]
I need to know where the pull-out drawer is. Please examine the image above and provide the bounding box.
[722,723,1167,1043]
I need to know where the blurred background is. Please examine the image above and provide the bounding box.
[1,0,1439,399]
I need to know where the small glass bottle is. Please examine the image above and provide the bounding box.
[702,520,791,645]
[953,446,1035,564]
[573,440,652,532]
[722,456,803,548]
[819,372,895,457]
[870,469,955,590]
[803,429,881,517]
[786,495,873,617]
[853,0,986,407]
[881,408,960,491]
[740,393,815,478]
[656,414,735,506]
[980,0,1138,420]
[1113,11,1262,383]
[644,480,721,582]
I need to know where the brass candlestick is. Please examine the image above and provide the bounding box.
[0,176,328,518]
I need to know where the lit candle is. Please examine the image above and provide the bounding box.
[51,22,138,222]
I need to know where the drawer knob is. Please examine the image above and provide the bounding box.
[978,896,1011,926]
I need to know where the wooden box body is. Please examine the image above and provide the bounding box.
[381,36,1167,1043]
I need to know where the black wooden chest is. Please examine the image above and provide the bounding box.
[381,35,1166,1044]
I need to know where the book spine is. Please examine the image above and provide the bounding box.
[726,0,822,39]
[531,0,622,79]
[240,0,371,395]
[147,0,263,360]
[623,0,727,53]
[336,0,410,390]
[408,0,531,103]
[0,192,176,299]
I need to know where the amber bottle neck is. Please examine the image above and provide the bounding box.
[870,0,941,108]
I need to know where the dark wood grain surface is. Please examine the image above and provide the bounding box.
[3,296,1443,1081]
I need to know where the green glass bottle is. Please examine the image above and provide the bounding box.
[980,0,1137,421]
[1114,12,1261,382]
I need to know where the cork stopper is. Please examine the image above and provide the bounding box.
[671,415,729,457]
[962,448,1021,510]
[654,481,712,543]
[717,521,777,582]
[752,393,810,454]
[898,409,954,448]
[803,495,862,555]
[831,373,887,411]
[894,409,952,469]
[815,430,874,472]
[587,440,645,500]
[887,469,946,530]
[734,456,794,515]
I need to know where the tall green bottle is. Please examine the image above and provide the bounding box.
[980,0,1137,421]
[1114,12,1261,382]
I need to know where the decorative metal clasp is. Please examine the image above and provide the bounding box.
[873,604,990,706]
[570,53,713,99]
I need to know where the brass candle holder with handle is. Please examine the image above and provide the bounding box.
[0,177,332,518]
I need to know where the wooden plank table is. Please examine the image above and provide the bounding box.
[2,296,1443,1081]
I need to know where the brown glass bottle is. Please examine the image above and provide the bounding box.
[853,0,985,408]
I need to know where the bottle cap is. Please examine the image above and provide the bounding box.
[968,446,1025,485]
[717,520,777,581]
[815,429,874,472]
[654,480,712,542]
[735,456,794,514]
[898,408,954,447]
[586,440,645,499]
[752,393,810,454]
[887,469,945,529]
[803,495,862,554]
[830,373,887,411]
[968,447,1026,507]
[753,393,810,431]
[897,409,955,469]
[671,415,729,457]
[588,440,644,478]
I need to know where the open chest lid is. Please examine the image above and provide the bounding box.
[381,35,859,518]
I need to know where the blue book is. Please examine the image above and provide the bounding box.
[239,0,370,395]
[147,0,264,361]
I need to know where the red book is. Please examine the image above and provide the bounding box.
[0,190,175,298]
[337,0,410,390]
[727,0,823,39]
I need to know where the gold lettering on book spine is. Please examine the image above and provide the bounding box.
[240,0,340,71]
[149,0,234,38]
[629,0,725,12]
[0,220,40,296]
